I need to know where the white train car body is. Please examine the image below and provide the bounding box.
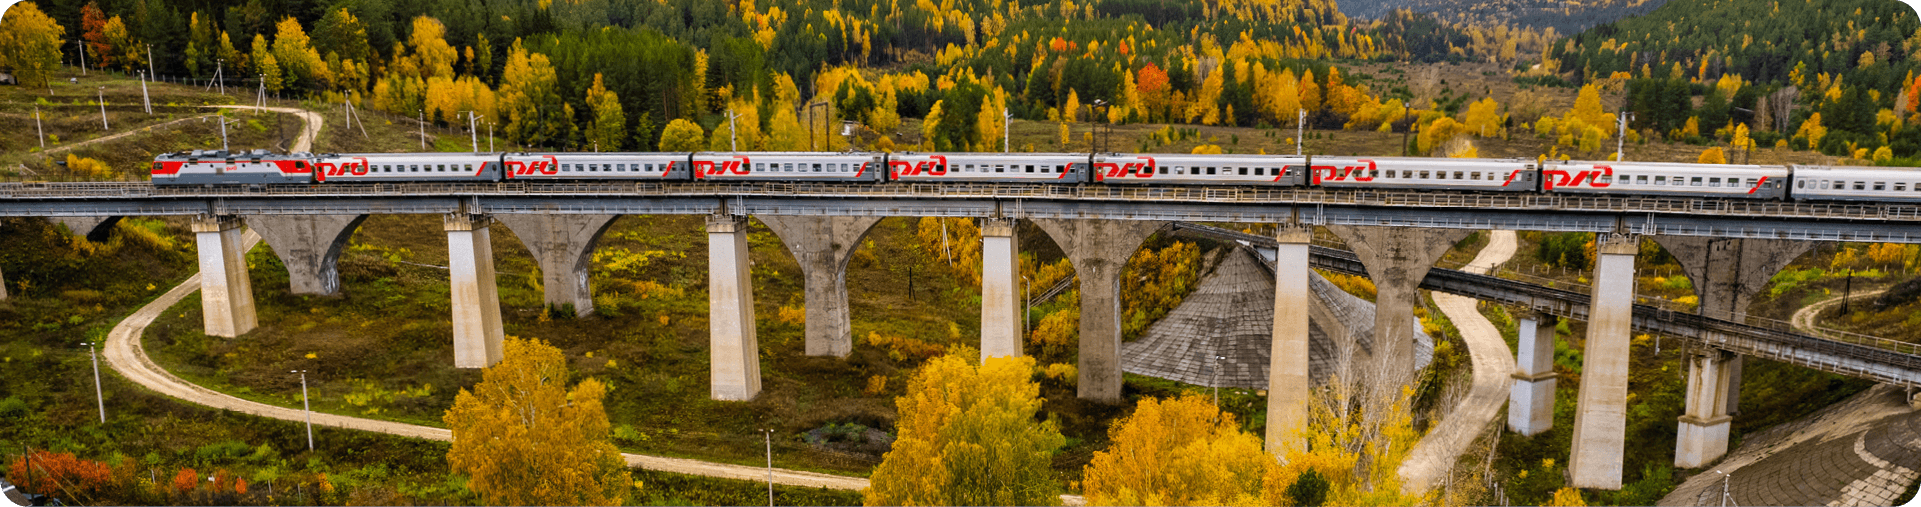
[1312,157,1537,192]
[1547,161,1788,199]
[313,152,502,182]
[1791,165,1921,202]
[501,152,690,181]
[1093,154,1308,186]
[887,153,1090,183]
[691,152,885,182]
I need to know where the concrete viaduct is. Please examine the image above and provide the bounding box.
[9,181,1921,490]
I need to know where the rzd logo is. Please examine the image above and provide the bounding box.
[312,157,371,181]
[1094,157,1157,180]
[504,156,561,177]
[1542,165,1613,190]
[692,156,752,179]
[1310,159,1377,185]
[889,156,949,177]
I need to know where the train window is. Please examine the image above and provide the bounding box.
[410,165,420,172]
[811,163,821,172]
[1207,167,1217,175]
[1709,177,1722,187]
[995,164,1005,173]
[1420,171,1431,179]
[1637,175,1649,184]
[1452,171,1463,179]
[465,164,474,172]
[1237,167,1247,176]
[1875,182,1887,191]
[1898,183,1908,191]
[1797,180,1806,189]
[1854,181,1866,190]
[1690,177,1703,186]
[1158,165,1167,174]
[1653,176,1666,184]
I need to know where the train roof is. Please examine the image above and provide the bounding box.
[160,149,311,159]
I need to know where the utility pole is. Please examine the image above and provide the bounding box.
[727,109,743,151]
[1616,112,1633,161]
[35,106,45,150]
[97,86,108,131]
[77,39,87,76]
[1003,108,1011,153]
[468,112,482,153]
[293,370,314,451]
[83,341,104,423]
[255,75,266,114]
[488,122,495,152]
[147,44,155,79]
[219,116,238,152]
[1297,108,1307,156]
[140,71,152,114]
[419,109,427,150]
[760,428,775,507]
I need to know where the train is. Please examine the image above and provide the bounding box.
[149,149,1921,202]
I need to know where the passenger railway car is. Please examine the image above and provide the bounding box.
[1307,157,1537,192]
[502,152,690,181]
[1545,161,1788,200]
[312,152,503,182]
[887,152,1091,183]
[1093,154,1308,186]
[1791,165,1921,202]
[152,149,315,184]
[691,152,885,182]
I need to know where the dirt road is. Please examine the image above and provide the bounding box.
[1397,230,1519,493]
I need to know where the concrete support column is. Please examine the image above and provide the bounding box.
[193,215,257,338]
[757,215,883,357]
[1031,218,1168,403]
[1568,233,1638,490]
[1266,225,1313,456]
[495,214,620,317]
[1651,237,1811,419]
[245,215,368,296]
[445,214,504,368]
[707,215,761,401]
[1508,312,1559,436]
[1675,348,1737,468]
[979,218,1021,360]
[1325,225,1470,386]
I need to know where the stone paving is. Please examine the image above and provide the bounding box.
[1660,384,1921,506]
[1120,247,1432,388]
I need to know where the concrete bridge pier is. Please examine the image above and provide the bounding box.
[53,216,123,242]
[1509,312,1559,436]
[1031,218,1168,403]
[1652,236,1811,467]
[978,218,1021,359]
[445,214,504,368]
[757,215,883,357]
[192,215,257,338]
[1325,225,1470,385]
[1569,233,1639,490]
[1265,224,1313,456]
[245,215,368,296]
[707,215,761,401]
[1675,348,1738,468]
[496,214,621,317]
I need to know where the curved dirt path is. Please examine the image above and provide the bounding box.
[1791,287,1889,337]
[40,114,220,156]
[99,233,870,490]
[95,107,888,494]
[1397,230,1519,493]
[209,105,323,152]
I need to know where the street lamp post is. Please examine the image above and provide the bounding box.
[292,370,313,451]
[468,112,483,153]
[81,341,104,423]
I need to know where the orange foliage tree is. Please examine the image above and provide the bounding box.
[8,450,113,501]
[1081,394,1275,505]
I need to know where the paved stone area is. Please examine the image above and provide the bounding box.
[1120,247,1432,388]
[1660,384,1921,506]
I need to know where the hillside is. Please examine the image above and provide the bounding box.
[1344,0,1671,34]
